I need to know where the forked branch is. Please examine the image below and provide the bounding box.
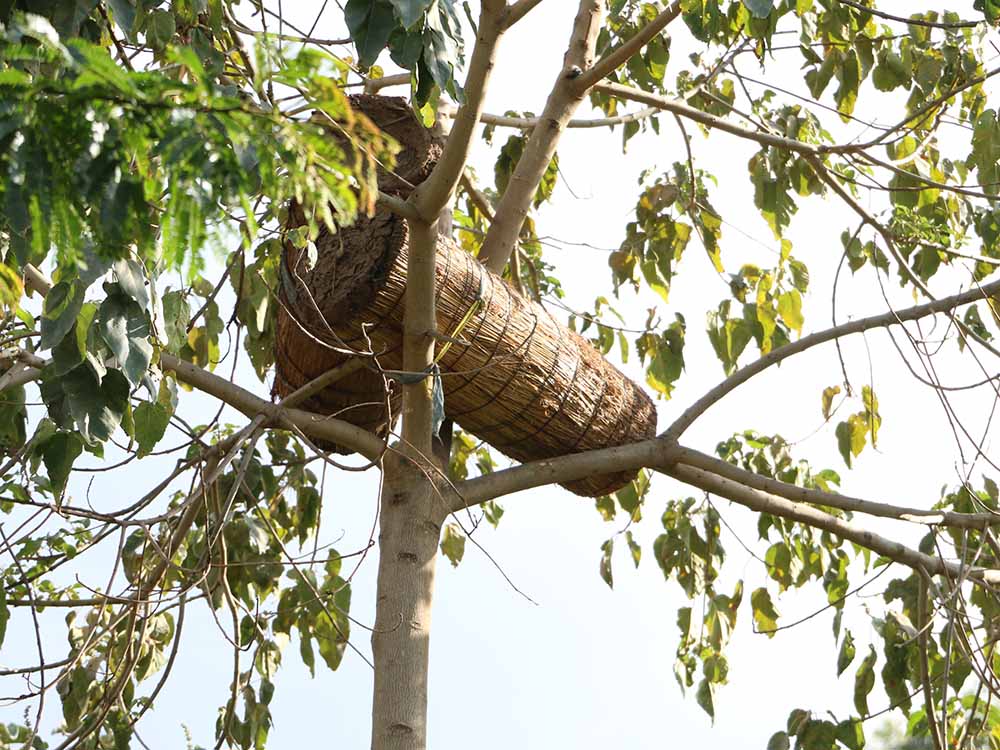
[410,0,507,222]
[455,274,1000,505]
[477,0,604,273]
[669,464,1000,586]
[573,1,682,90]
[18,265,385,460]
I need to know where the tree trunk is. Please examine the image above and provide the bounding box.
[370,451,447,750]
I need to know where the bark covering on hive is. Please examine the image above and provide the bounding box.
[273,204,402,450]
[272,94,440,449]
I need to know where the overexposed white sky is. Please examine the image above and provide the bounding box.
[5,2,1000,748]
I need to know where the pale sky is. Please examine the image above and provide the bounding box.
[4,2,998,748]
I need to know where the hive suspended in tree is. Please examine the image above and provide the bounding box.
[273,96,656,497]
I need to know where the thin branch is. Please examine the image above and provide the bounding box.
[804,154,1000,364]
[454,438,672,508]
[834,0,980,30]
[477,0,604,273]
[831,65,1000,154]
[278,357,367,409]
[592,81,847,156]
[445,105,660,130]
[504,0,546,28]
[668,463,1000,586]
[228,17,350,46]
[664,275,1000,441]
[378,190,423,223]
[573,1,682,90]
[455,434,1000,585]
[410,0,507,222]
[363,73,409,94]
[19,265,384,460]
[918,575,947,750]
[454,276,1000,505]
[459,171,495,220]
[676,447,1000,530]
[161,354,384,460]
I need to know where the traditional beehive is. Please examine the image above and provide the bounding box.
[273,96,656,497]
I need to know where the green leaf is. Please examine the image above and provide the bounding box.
[0,261,23,314]
[625,530,641,568]
[644,315,686,399]
[495,136,559,209]
[799,719,837,750]
[765,542,793,590]
[133,402,171,457]
[695,678,714,720]
[345,0,398,68]
[160,290,191,352]
[98,289,153,385]
[599,538,614,588]
[835,416,866,468]
[106,0,137,38]
[787,708,811,736]
[743,0,774,18]
[788,258,810,292]
[51,303,97,377]
[776,290,803,334]
[853,645,876,716]
[708,301,754,374]
[821,385,840,420]
[144,9,176,50]
[751,587,779,637]
[0,384,27,452]
[872,47,911,92]
[595,495,616,521]
[440,523,465,567]
[837,630,856,676]
[806,52,839,100]
[62,367,130,444]
[614,469,649,521]
[41,431,84,496]
[40,280,85,350]
[389,0,431,29]
[315,610,349,672]
[482,499,503,527]
[861,385,880,446]
[0,588,8,648]
[766,732,790,750]
[113,258,149,310]
[833,49,861,118]
[835,718,865,750]
[979,0,1000,23]
[971,110,1000,196]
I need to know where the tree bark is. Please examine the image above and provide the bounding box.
[370,451,447,750]
[370,114,446,748]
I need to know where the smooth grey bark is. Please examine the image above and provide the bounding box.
[370,451,448,750]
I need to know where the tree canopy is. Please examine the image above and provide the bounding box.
[4,1,1000,749]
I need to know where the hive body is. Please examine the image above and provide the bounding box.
[273,94,656,497]
[275,207,656,497]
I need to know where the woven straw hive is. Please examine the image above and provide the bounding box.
[273,97,657,497]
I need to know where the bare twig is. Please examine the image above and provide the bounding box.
[477,0,604,273]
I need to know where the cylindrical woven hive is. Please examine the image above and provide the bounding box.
[274,208,657,497]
